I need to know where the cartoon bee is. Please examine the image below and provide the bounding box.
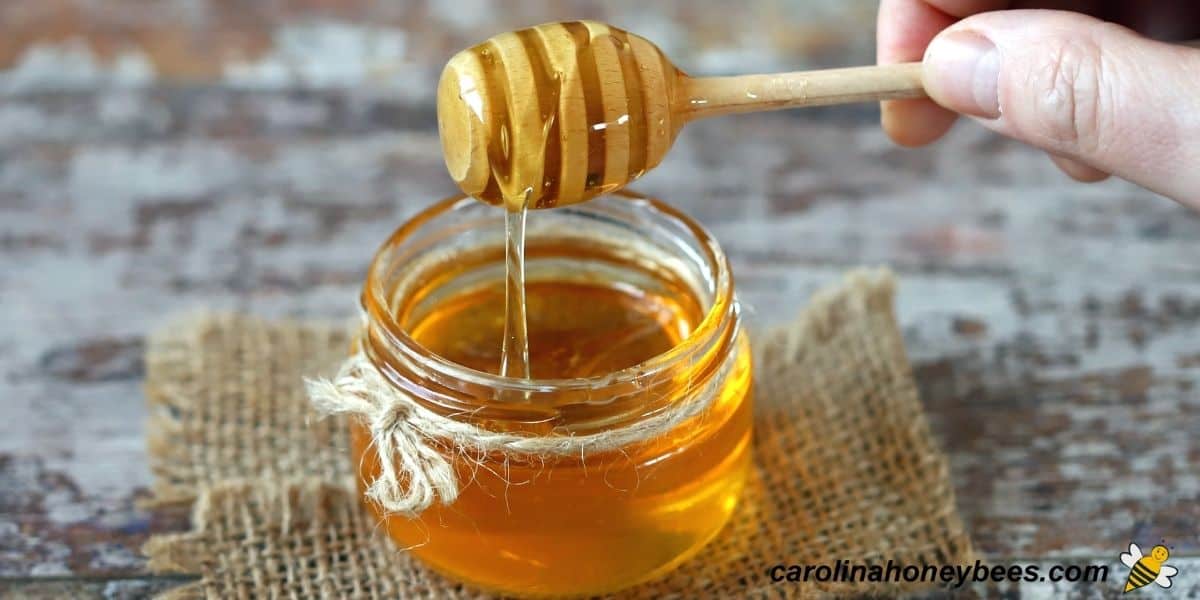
[1120,542,1178,593]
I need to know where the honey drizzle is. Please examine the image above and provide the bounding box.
[608,28,648,179]
[476,42,514,202]
[472,38,550,379]
[562,21,608,193]
[499,193,531,379]
[468,23,662,380]
[513,28,562,209]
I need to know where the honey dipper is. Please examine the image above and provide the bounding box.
[437,20,926,209]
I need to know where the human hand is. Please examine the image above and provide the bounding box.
[877,1,1200,206]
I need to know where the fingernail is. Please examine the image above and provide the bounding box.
[924,31,1001,119]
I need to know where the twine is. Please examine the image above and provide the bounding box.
[144,269,976,598]
[305,352,722,516]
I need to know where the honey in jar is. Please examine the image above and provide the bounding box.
[348,193,752,596]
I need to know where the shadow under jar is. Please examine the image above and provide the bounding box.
[350,192,753,597]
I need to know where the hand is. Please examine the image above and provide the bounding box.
[877,1,1200,206]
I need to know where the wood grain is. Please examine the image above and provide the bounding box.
[680,62,926,120]
[437,21,921,209]
[3,88,1198,589]
[0,1,881,95]
[437,21,681,209]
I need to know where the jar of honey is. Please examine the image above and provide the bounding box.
[347,192,752,597]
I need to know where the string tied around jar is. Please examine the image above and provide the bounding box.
[305,350,725,516]
[306,354,458,516]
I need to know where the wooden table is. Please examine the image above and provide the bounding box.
[2,2,1199,598]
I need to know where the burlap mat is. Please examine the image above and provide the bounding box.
[141,268,973,598]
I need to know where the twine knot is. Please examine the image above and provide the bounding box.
[378,402,410,432]
[305,353,458,515]
[306,350,723,515]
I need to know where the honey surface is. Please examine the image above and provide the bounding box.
[413,19,748,594]
[410,280,690,379]
[352,277,753,596]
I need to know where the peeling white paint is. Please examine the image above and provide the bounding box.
[29,559,72,577]
[87,542,145,570]
[0,40,154,93]
[0,24,427,96]
[2,109,1198,576]
[41,489,91,526]
[428,0,493,29]
[67,145,244,227]
[98,89,169,129]
[0,104,58,141]
[695,47,786,75]
[223,23,411,92]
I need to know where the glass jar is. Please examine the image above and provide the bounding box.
[349,192,752,597]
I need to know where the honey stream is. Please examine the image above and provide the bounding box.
[468,24,672,378]
[499,196,531,379]
[363,20,756,596]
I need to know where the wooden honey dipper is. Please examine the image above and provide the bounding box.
[437,20,926,209]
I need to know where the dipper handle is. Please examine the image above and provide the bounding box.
[437,21,927,210]
[678,63,926,121]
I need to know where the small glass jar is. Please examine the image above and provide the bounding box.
[349,192,752,597]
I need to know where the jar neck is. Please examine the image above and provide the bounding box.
[359,193,740,436]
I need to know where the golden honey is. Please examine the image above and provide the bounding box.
[350,194,752,596]
[436,20,927,211]
[408,280,695,379]
[437,21,682,210]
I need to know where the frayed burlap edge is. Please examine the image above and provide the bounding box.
[142,267,974,598]
[142,478,485,600]
[142,312,355,507]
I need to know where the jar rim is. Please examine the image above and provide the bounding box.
[361,190,738,395]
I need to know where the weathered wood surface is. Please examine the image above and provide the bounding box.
[0,0,877,98]
[4,90,1198,597]
[2,1,1199,598]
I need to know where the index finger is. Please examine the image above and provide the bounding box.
[878,0,1011,65]
[878,0,1010,146]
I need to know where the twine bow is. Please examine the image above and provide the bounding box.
[306,351,722,516]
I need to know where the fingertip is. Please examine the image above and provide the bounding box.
[1048,153,1111,183]
[877,0,958,64]
[882,98,959,147]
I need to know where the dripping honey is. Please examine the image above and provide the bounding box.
[352,280,752,595]
[455,20,686,376]
[379,17,749,598]
[500,205,532,378]
[438,21,681,210]
[413,280,691,379]
[351,196,753,596]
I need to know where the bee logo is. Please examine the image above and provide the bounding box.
[1120,542,1178,593]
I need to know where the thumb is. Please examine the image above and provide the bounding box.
[921,10,1200,206]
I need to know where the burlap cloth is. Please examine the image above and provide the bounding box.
[141,268,973,598]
